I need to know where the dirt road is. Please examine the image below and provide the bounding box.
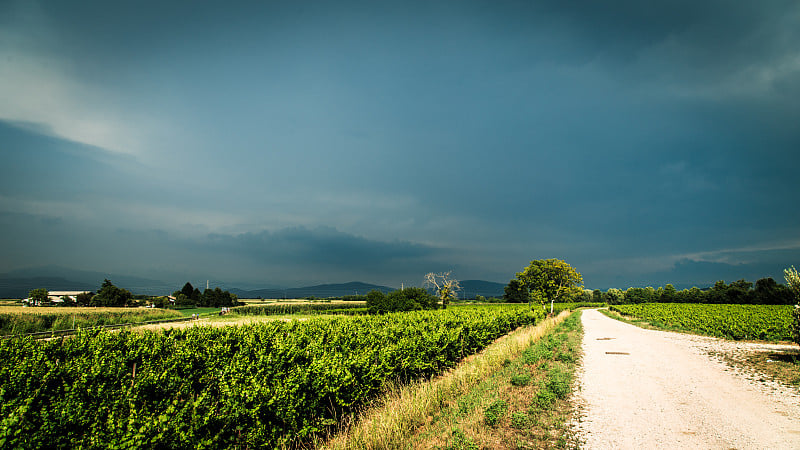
[572,308,800,449]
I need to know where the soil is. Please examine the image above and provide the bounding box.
[571,308,800,449]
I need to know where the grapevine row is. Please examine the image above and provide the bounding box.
[0,305,543,448]
[610,303,793,341]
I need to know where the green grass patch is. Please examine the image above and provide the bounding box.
[510,373,532,386]
[483,399,508,426]
[410,310,584,449]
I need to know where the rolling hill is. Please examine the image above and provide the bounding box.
[0,266,506,301]
[230,281,394,299]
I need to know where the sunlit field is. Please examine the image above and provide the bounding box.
[0,307,183,335]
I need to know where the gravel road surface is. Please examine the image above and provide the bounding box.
[572,308,800,449]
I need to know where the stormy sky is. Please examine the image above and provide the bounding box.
[1,0,799,289]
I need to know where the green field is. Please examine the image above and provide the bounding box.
[0,307,183,335]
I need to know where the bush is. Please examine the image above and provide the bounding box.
[511,411,529,428]
[366,288,437,314]
[792,306,800,346]
[484,399,508,426]
[545,366,572,398]
[510,373,531,386]
[785,266,800,345]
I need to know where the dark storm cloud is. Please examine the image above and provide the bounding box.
[0,208,447,287]
[0,120,136,201]
[205,226,441,270]
[2,1,799,289]
[528,1,799,66]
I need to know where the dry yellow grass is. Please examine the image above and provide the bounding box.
[320,311,571,450]
[133,314,313,332]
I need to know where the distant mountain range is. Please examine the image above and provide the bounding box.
[0,266,176,298]
[231,280,506,299]
[458,280,506,298]
[0,266,507,300]
[229,281,394,299]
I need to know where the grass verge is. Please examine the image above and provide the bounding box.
[408,311,583,449]
[320,310,581,449]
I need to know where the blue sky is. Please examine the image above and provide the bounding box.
[1,0,799,289]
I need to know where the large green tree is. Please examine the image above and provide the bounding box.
[28,288,48,305]
[198,287,238,307]
[75,291,93,306]
[503,279,528,303]
[91,279,133,307]
[516,259,583,313]
[604,288,624,305]
[180,282,195,298]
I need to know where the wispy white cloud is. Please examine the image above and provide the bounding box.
[0,1,157,157]
[680,239,800,265]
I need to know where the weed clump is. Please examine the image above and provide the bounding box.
[510,411,528,428]
[510,373,531,386]
[483,399,508,426]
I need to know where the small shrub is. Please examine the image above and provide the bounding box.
[510,373,531,386]
[483,399,508,426]
[545,366,572,399]
[522,345,552,364]
[448,429,479,450]
[510,411,528,428]
[533,388,556,409]
[556,350,575,363]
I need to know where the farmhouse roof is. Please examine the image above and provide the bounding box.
[49,291,91,296]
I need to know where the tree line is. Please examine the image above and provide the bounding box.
[500,260,797,306]
[588,278,794,305]
[28,279,133,307]
[166,282,239,308]
[27,280,239,308]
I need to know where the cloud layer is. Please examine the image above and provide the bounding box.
[1,1,799,289]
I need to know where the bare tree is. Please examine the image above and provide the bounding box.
[424,271,461,309]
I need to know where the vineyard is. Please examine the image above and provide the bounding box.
[0,307,183,336]
[229,301,603,318]
[231,302,367,316]
[609,303,794,341]
[0,304,545,448]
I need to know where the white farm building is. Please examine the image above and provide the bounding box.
[23,291,91,306]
